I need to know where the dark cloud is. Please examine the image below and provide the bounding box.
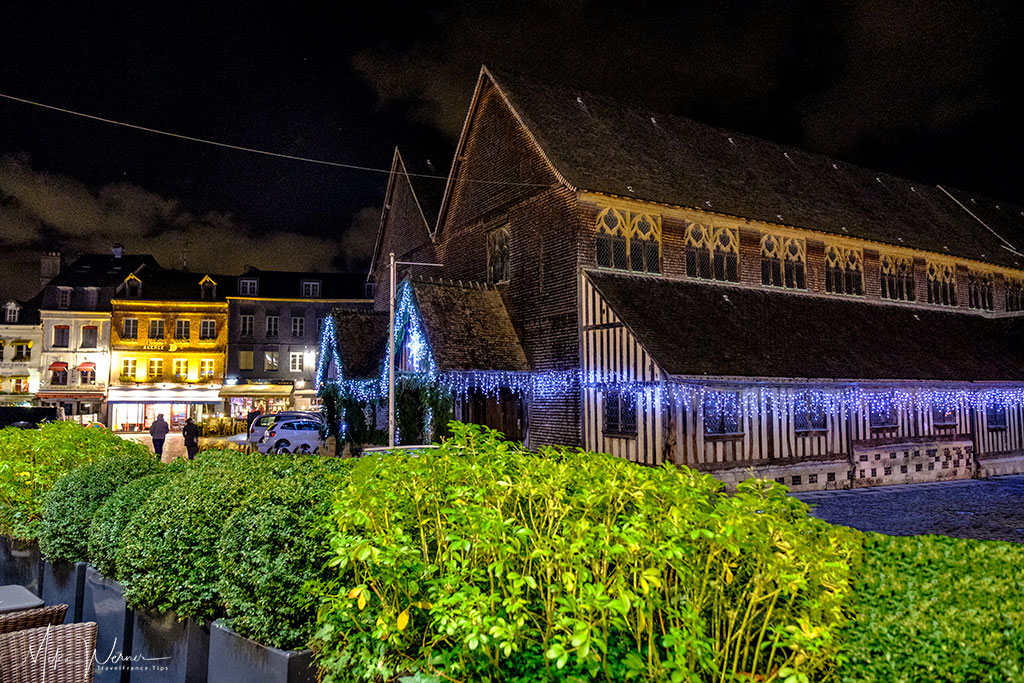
[0,156,345,299]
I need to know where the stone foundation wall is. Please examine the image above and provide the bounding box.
[977,451,1024,478]
[710,458,852,493]
[852,440,974,487]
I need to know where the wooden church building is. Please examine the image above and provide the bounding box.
[321,66,1024,490]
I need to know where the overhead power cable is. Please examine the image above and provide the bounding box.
[0,91,554,187]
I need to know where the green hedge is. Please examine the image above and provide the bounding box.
[836,533,1024,683]
[0,422,148,540]
[218,458,351,649]
[38,452,163,563]
[88,472,174,580]
[312,423,861,683]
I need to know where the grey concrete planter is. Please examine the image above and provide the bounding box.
[129,607,209,683]
[0,535,42,595]
[83,565,135,683]
[207,620,317,683]
[41,558,87,622]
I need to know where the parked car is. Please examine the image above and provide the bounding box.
[247,411,322,446]
[257,418,324,454]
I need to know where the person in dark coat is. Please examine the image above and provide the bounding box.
[246,406,263,435]
[149,414,169,458]
[182,418,200,460]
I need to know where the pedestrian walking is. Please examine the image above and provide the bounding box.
[149,414,169,458]
[183,417,200,460]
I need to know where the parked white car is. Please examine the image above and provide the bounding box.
[247,411,322,447]
[257,418,324,454]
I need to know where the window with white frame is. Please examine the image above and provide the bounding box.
[11,343,30,361]
[175,319,190,339]
[148,319,165,339]
[4,304,19,323]
[57,288,71,309]
[122,318,138,339]
[596,208,661,274]
[121,358,137,379]
[686,223,737,282]
[265,350,279,371]
[291,317,304,338]
[53,325,70,347]
[967,271,994,311]
[927,262,957,306]
[824,245,864,295]
[880,255,915,301]
[80,326,97,349]
[12,378,28,393]
[289,352,304,372]
[602,389,637,436]
[199,359,215,378]
[172,359,189,379]
[703,391,742,435]
[149,358,163,379]
[240,314,254,336]
[200,319,216,339]
[80,368,95,385]
[301,280,321,298]
[239,278,259,296]
[761,235,806,289]
[266,315,279,337]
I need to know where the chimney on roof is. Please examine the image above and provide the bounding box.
[40,251,61,288]
[112,244,125,258]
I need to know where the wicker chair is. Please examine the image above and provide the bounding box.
[0,621,97,683]
[0,604,68,635]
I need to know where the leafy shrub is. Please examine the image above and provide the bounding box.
[0,422,149,540]
[312,422,861,683]
[116,450,334,620]
[87,472,173,579]
[218,458,351,649]
[37,452,163,563]
[836,533,1024,683]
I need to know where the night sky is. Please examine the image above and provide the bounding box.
[2,1,1023,299]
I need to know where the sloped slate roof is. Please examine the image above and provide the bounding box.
[332,308,388,379]
[122,268,234,301]
[238,269,367,299]
[411,279,529,372]
[48,254,159,287]
[586,270,1024,382]
[486,68,1024,271]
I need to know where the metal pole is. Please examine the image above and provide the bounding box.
[388,251,396,448]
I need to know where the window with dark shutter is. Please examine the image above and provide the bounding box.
[602,390,637,436]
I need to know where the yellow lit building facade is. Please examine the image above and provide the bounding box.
[107,272,230,431]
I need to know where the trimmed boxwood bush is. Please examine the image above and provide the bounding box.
[37,452,163,562]
[87,472,174,580]
[0,422,149,540]
[836,533,1024,683]
[312,422,861,683]
[217,458,352,650]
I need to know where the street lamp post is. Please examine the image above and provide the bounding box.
[388,252,442,447]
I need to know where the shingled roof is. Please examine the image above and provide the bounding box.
[410,279,528,373]
[485,67,1024,271]
[586,270,1024,383]
[332,308,388,379]
[117,268,233,301]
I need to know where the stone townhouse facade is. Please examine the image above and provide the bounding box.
[326,67,1024,489]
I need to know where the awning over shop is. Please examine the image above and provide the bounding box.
[107,386,223,403]
[36,392,105,400]
[48,362,68,371]
[218,384,294,398]
[77,362,96,371]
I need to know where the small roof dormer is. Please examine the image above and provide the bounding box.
[199,275,218,300]
[123,273,143,298]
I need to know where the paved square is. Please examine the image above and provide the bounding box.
[794,475,1024,543]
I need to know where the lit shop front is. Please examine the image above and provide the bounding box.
[219,383,294,418]
[107,385,224,432]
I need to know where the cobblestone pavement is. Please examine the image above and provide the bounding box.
[793,475,1024,543]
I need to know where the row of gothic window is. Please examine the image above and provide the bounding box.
[603,390,1008,437]
[594,210,1024,312]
